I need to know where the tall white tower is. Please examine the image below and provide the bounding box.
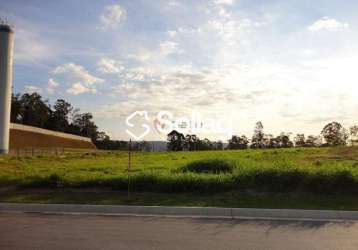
[0,23,14,154]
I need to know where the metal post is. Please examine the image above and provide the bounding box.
[127,139,132,198]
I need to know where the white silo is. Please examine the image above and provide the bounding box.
[0,23,14,154]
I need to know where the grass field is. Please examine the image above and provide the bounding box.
[1,146,358,209]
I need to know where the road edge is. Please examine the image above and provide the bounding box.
[1,203,358,221]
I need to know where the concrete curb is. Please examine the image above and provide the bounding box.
[1,203,358,221]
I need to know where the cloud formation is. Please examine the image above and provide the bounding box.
[67,82,97,95]
[52,63,104,95]
[308,17,349,32]
[47,78,59,94]
[14,27,55,64]
[97,57,125,74]
[24,85,42,94]
[99,4,126,31]
[214,0,236,5]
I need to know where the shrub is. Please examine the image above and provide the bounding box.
[20,173,65,188]
[179,159,234,174]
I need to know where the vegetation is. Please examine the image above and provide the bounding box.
[10,92,154,150]
[179,159,234,174]
[167,121,358,151]
[11,92,103,142]
[1,147,358,195]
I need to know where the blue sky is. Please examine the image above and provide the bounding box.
[1,0,358,140]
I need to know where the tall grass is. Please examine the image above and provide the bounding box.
[2,147,358,194]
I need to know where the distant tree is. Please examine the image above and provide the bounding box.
[265,134,275,148]
[228,135,249,149]
[71,112,99,141]
[349,126,358,146]
[214,140,224,150]
[198,138,213,150]
[167,130,185,151]
[305,135,321,147]
[132,141,152,151]
[321,122,348,146]
[278,132,293,148]
[46,99,73,132]
[95,140,128,150]
[20,93,51,128]
[10,93,24,123]
[184,134,199,151]
[181,133,228,151]
[96,131,110,142]
[10,92,107,142]
[294,134,306,147]
[66,109,82,135]
[251,121,265,148]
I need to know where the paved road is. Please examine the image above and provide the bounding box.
[1,212,358,250]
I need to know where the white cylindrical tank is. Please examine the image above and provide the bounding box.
[0,24,14,154]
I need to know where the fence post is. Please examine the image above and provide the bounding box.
[128,139,132,198]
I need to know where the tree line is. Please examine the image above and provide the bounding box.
[167,121,358,151]
[10,92,153,150]
[11,92,358,151]
[167,130,224,151]
[11,92,107,142]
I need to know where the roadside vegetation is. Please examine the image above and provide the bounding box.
[5,93,358,209]
[1,146,358,194]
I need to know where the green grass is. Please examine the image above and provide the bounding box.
[1,146,358,195]
[178,159,234,174]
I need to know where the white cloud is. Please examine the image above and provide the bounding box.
[217,6,231,18]
[24,85,42,94]
[208,18,263,47]
[159,41,182,56]
[214,0,235,5]
[67,82,97,95]
[167,1,179,7]
[128,41,183,62]
[15,28,55,64]
[52,63,103,95]
[167,30,178,38]
[97,57,124,74]
[99,67,241,119]
[23,79,59,95]
[47,78,59,94]
[99,4,126,31]
[177,27,202,34]
[308,17,349,32]
[98,54,358,137]
[53,63,104,85]
[128,51,153,62]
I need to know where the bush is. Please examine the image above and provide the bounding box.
[20,173,65,188]
[179,159,234,174]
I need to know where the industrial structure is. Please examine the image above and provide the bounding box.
[0,22,14,154]
[9,123,96,150]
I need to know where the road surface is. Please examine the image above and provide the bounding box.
[0,212,358,250]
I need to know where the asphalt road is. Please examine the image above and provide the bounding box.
[1,213,358,250]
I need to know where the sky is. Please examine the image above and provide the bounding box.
[1,0,358,141]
